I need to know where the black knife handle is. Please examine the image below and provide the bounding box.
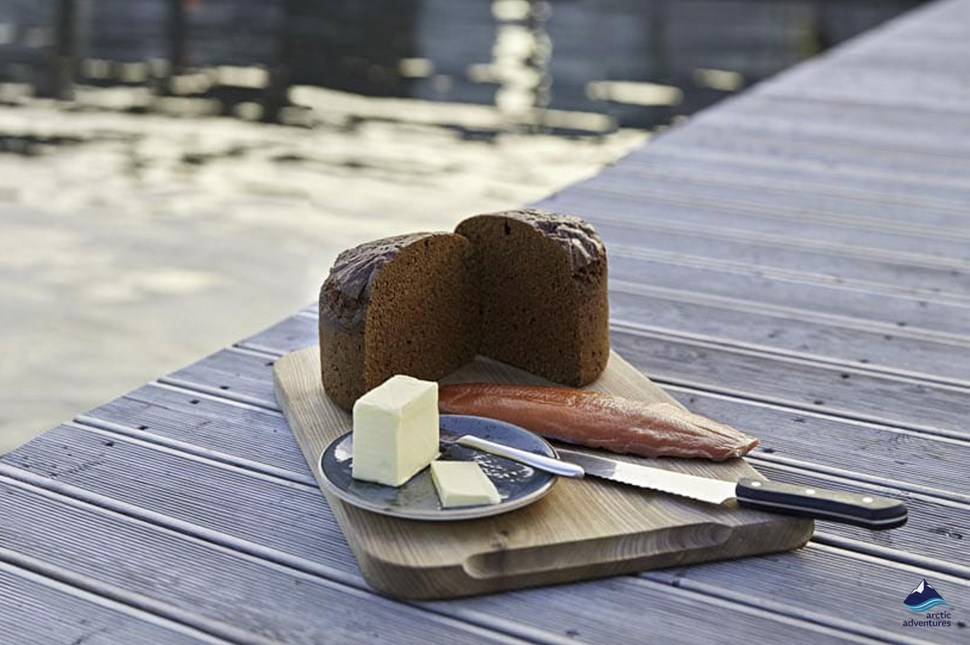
[735,478,908,530]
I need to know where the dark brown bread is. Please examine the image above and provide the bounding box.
[319,233,479,409]
[319,211,609,409]
[455,209,609,387]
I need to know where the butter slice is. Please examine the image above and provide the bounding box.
[352,375,439,487]
[430,461,501,508]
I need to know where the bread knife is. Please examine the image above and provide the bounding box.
[457,435,908,530]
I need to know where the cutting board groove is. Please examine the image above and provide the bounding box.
[274,346,813,599]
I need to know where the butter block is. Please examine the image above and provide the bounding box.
[430,461,501,508]
[352,375,439,487]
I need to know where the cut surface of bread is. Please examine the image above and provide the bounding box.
[319,210,609,409]
[320,233,478,410]
[456,210,609,386]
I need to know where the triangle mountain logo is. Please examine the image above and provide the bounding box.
[903,579,948,613]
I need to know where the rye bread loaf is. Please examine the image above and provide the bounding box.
[455,209,609,387]
[319,210,609,409]
[319,233,479,410]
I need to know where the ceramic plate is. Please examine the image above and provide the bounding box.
[318,414,558,520]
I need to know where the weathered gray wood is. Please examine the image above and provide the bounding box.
[597,221,970,300]
[583,171,970,235]
[623,141,970,207]
[640,543,969,645]
[623,141,970,203]
[605,158,970,226]
[4,424,351,571]
[609,287,970,385]
[6,421,961,575]
[641,123,970,180]
[161,348,280,408]
[2,420,965,640]
[0,562,220,645]
[757,59,970,115]
[664,386,970,505]
[0,476,534,645]
[83,383,313,483]
[606,251,970,337]
[753,461,969,579]
[687,95,970,156]
[0,472,859,645]
[610,329,970,439]
[239,314,317,356]
[542,189,970,266]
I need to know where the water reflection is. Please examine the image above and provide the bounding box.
[0,0,924,134]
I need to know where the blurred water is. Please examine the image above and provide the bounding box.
[0,0,923,130]
[0,0,923,453]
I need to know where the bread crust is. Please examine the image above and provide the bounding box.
[319,233,478,409]
[319,211,609,409]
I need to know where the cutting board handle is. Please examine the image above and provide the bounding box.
[462,523,732,580]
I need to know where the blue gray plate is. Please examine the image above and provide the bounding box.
[318,414,558,520]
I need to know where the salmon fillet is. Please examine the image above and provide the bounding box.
[438,383,758,461]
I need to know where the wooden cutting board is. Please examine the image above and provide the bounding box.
[274,346,814,599]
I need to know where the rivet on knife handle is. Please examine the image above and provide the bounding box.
[734,478,908,530]
[457,435,585,479]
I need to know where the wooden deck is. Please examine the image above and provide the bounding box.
[3,0,969,642]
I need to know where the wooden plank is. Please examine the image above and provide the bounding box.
[640,543,969,645]
[161,348,280,408]
[593,220,970,300]
[661,115,970,172]
[580,166,970,235]
[833,48,970,77]
[612,167,970,232]
[2,419,964,640]
[647,122,970,180]
[665,386,970,504]
[4,424,354,571]
[0,562,221,645]
[542,189,970,265]
[7,420,962,574]
[608,287,970,385]
[0,477,533,645]
[436,573,891,645]
[610,328,970,439]
[756,61,970,115]
[0,470,861,645]
[688,94,970,154]
[623,140,970,199]
[239,314,317,356]
[608,160,970,227]
[83,383,313,482]
[753,462,969,579]
[605,252,970,339]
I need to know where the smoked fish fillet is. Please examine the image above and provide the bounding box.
[438,383,758,461]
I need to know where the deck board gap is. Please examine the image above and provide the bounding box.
[69,417,316,487]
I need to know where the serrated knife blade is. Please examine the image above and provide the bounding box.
[555,448,737,505]
[457,434,909,530]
